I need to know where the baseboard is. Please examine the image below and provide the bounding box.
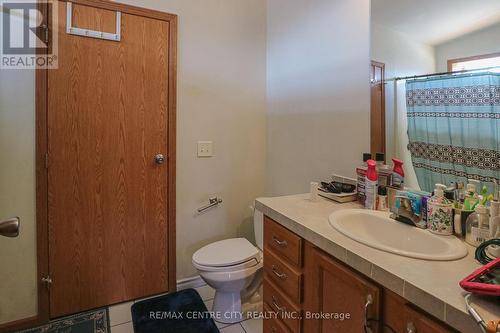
[176,275,205,290]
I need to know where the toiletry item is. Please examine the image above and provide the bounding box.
[463,181,479,211]
[421,194,431,224]
[457,181,465,203]
[490,200,500,238]
[427,184,454,235]
[454,208,463,237]
[387,186,398,212]
[375,153,392,187]
[375,152,385,167]
[465,205,491,247]
[407,191,426,228]
[364,160,378,210]
[391,158,405,189]
[356,153,372,203]
[376,186,388,211]
[310,181,319,202]
[444,184,455,202]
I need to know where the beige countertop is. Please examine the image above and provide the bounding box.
[255,193,500,333]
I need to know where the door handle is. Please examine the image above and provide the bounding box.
[0,217,20,238]
[154,154,165,165]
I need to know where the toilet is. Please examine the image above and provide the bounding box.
[192,210,264,324]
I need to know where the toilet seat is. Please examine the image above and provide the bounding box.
[192,238,261,272]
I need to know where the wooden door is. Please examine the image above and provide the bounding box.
[47,1,176,317]
[383,290,457,333]
[303,243,381,333]
[370,61,385,158]
[405,306,456,333]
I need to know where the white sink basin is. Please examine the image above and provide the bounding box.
[329,209,468,261]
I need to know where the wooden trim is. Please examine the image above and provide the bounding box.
[447,52,500,71]
[167,14,178,293]
[34,0,50,325]
[0,316,40,332]
[59,0,178,22]
[370,60,386,160]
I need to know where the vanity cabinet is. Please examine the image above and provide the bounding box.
[383,290,456,333]
[263,216,304,333]
[263,216,459,333]
[303,242,382,332]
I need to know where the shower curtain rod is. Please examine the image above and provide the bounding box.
[384,65,500,82]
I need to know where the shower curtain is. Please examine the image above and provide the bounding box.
[405,72,500,193]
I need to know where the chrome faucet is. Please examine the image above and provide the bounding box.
[390,196,421,227]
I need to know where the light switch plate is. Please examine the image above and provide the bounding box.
[197,141,213,157]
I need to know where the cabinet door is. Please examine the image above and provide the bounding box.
[405,306,456,333]
[303,243,381,333]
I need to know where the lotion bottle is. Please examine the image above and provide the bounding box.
[427,184,453,235]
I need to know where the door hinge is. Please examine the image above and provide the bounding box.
[41,275,52,287]
[41,24,49,45]
[45,153,49,169]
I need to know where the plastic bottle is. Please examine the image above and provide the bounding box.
[391,158,405,189]
[375,153,392,187]
[463,181,479,211]
[427,184,453,235]
[365,160,378,210]
[465,205,491,247]
[356,153,372,204]
[376,186,388,211]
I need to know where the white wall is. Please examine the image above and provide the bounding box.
[371,23,436,190]
[435,22,500,72]
[117,0,267,280]
[266,0,371,196]
[0,71,37,324]
[0,8,37,323]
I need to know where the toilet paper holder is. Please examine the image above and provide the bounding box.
[197,196,223,213]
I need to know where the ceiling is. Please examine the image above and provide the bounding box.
[371,0,500,46]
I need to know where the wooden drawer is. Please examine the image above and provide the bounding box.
[264,303,292,333]
[264,248,302,303]
[264,216,303,267]
[264,277,301,333]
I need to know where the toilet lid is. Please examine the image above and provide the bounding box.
[192,238,260,267]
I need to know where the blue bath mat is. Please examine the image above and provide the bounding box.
[17,308,109,333]
[131,289,219,333]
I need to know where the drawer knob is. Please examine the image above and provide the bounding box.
[406,322,417,333]
[272,265,288,280]
[272,236,288,247]
[272,296,286,313]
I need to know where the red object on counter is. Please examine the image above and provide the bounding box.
[392,158,405,177]
[459,257,500,296]
[366,160,378,182]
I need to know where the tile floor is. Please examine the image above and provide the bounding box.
[109,284,262,333]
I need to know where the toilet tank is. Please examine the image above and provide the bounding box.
[254,209,264,250]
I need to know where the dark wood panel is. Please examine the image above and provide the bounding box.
[303,242,381,333]
[264,248,302,304]
[264,216,303,268]
[263,303,292,333]
[47,2,172,317]
[370,60,385,158]
[264,278,302,333]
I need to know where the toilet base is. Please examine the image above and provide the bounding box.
[211,287,263,324]
[212,291,244,324]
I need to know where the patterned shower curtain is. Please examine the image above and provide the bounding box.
[406,73,500,193]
